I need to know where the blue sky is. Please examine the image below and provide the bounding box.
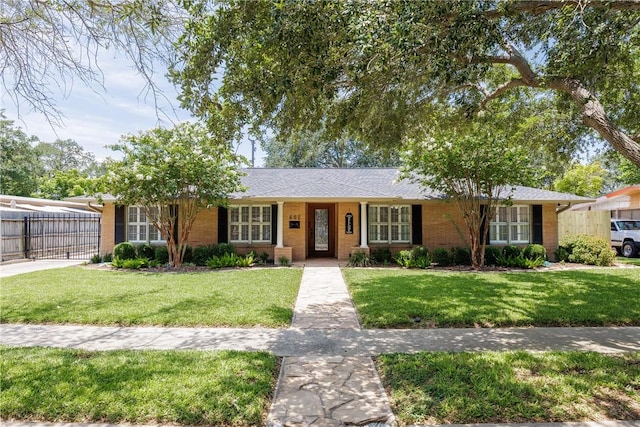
[2,52,265,166]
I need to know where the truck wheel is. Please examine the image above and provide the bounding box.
[622,241,638,258]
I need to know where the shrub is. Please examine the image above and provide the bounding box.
[560,234,616,266]
[207,253,240,269]
[395,250,413,268]
[410,246,431,269]
[113,242,137,260]
[103,252,113,263]
[90,254,102,264]
[502,245,522,259]
[214,243,236,257]
[193,245,215,266]
[496,253,544,269]
[154,246,169,264]
[136,244,155,260]
[484,246,502,266]
[371,247,393,264]
[112,257,148,269]
[433,248,452,267]
[278,255,290,266]
[554,246,571,262]
[523,244,546,261]
[259,251,269,264]
[452,247,472,266]
[237,253,254,267]
[348,251,371,267]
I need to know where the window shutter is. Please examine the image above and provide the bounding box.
[480,204,490,245]
[411,204,423,245]
[114,205,126,244]
[271,204,278,245]
[532,205,543,244]
[218,207,228,243]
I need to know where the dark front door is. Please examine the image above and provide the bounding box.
[307,204,335,258]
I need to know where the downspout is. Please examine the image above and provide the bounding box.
[556,203,572,214]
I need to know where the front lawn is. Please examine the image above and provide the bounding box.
[378,351,640,425]
[617,256,640,266]
[343,268,640,328]
[1,267,301,327]
[0,346,276,426]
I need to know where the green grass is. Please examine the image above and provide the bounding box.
[378,351,640,425]
[617,256,640,266]
[0,346,277,426]
[1,267,302,327]
[343,268,640,328]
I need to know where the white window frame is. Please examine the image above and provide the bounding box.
[490,205,531,245]
[368,205,411,244]
[229,205,272,243]
[127,206,164,244]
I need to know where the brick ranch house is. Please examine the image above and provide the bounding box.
[85,168,593,262]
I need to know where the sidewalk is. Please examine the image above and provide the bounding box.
[0,259,84,278]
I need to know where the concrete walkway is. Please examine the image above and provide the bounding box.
[267,264,396,426]
[0,259,85,278]
[2,260,640,427]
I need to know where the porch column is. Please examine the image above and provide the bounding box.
[360,201,368,248]
[276,201,284,248]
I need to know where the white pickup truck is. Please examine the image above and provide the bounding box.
[611,219,640,258]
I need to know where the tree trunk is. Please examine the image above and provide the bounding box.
[547,77,640,167]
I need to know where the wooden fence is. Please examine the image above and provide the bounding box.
[557,210,610,243]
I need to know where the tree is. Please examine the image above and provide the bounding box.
[553,161,608,198]
[33,169,97,200]
[105,122,245,267]
[0,112,42,196]
[1,0,183,125]
[263,130,401,168]
[401,122,533,269]
[35,139,99,176]
[172,1,640,167]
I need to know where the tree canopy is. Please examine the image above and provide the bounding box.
[172,0,640,167]
[105,121,245,267]
[1,0,183,125]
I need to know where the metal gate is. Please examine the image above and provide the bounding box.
[23,213,101,260]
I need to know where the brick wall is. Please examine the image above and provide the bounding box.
[337,202,360,260]
[101,203,116,255]
[542,203,558,258]
[282,202,306,261]
[185,206,218,247]
[422,202,469,250]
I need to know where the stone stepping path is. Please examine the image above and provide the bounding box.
[267,265,396,427]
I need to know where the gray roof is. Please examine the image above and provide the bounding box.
[233,168,594,203]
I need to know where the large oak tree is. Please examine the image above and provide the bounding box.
[171,0,640,167]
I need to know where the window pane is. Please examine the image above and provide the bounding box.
[241,207,249,222]
[490,224,497,241]
[263,224,271,241]
[391,224,399,241]
[230,207,239,223]
[519,206,529,222]
[391,207,399,223]
[499,225,508,241]
[369,225,379,241]
[380,225,389,241]
[128,225,138,241]
[128,207,138,223]
[263,207,271,222]
[230,225,240,241]
[149,227,159,241]
[251,224,260,240]
[241,224,249,241]
[510,207,519,222]
[400,206,410,223]
[380,207,388,223]
[252,207,261,222]
[400,224,410,241]
[497,207,507,222]
[519,225,530,241]
[369,206,378,223]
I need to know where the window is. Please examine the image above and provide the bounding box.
[229,205,271,243]
[127,206,162,243]
[369,205,411,243]
[490,205,530,244]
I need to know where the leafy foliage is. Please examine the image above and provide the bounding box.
[557,235,617,266]
[172,1,640,166]
[0,113,41,196]
[113,242,137,260]
[348,251,372,267]
[553,162,607,197]
[523,244,547,261]
[433,248,452,267]
[104,122,245,268]
[484,246,503,266]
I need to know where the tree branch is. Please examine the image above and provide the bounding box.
[481,0,640,19]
